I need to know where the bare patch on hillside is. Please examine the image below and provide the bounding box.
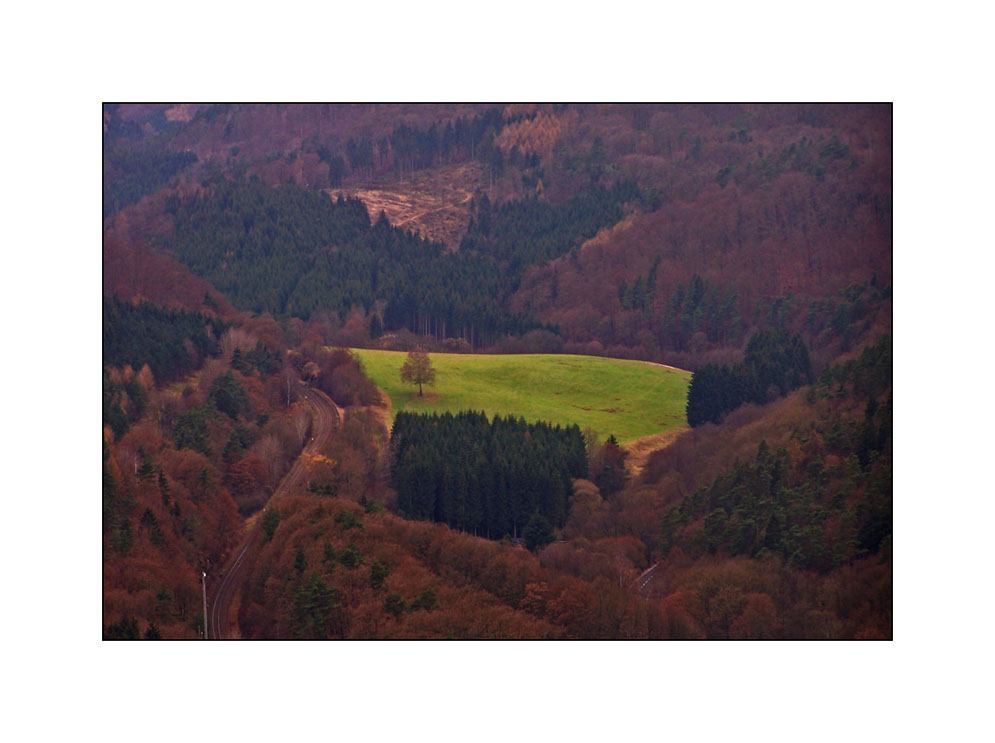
[410,391,441,405]
[165,104,197,122]
[331,162,483,248]
[368,387,394,440]
[623,427,686,478]
[577,215,637,260]
[572,404,621,413]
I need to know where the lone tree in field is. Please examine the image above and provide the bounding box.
[400,348,436,397]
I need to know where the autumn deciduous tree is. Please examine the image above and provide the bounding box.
[225,454,266,505]
[305,451,339,495]
[729,593,780,639]
[400,348,436,397]
[316,348,381,407]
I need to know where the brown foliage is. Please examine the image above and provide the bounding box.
[317,348,381,407]
[332,307,372,348]
[103,343,303,636]
[103,188,237,318]
[399,347,435,397]
[495,110,565,156]
[238,495,560,639]
[226,454,267,498]
[168,104,485,180]
[659,590,707,639]
[510,105,890,362]
[104,104,892,640]
[729,593,780,639]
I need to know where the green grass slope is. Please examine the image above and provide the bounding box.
[351,350,691,444]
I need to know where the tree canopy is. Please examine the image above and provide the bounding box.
[686,329,812,426]
[103,296,224,384]
[391,410,587,538]
[399,348,435,396]
[158,177,640,346]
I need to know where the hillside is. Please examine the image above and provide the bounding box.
[239,493,657,639]
[102,103,891,640]
[229,335,892,640]
[351,349,691,444]
[104,103,890,367]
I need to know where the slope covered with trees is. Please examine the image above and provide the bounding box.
[584,334,894,638]
[103,143,197,218]
[159,176,642,346]
[238,493,658,639]
[102,297,314,638]
[511,104,892,367]
[102,103,891,640]
[686,328,812,426]
[237,333,892,640]
[102,296,226,384]
[104,103,890,366]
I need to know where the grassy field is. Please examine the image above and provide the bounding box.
[350,349,691,444]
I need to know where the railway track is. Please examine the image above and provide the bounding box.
[207,384,342,639]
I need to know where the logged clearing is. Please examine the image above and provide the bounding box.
[351,349,691,444]
[330,162,482,248]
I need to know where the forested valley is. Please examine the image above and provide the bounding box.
[158,176,641,346]
[102,103,891,639]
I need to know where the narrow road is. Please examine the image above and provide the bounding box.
[208,384,343,639]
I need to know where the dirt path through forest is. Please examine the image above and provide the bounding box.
[621,358,691,477]
[622,428,685,478]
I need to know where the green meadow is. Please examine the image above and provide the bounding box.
[350,349,691,444]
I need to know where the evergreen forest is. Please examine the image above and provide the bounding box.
[103,140,197,218]
[685,328,813,426]
[102,296,225,383]
[159,177,641,346]
[390,411,587,539]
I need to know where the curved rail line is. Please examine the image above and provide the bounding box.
[208,384,342,639]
